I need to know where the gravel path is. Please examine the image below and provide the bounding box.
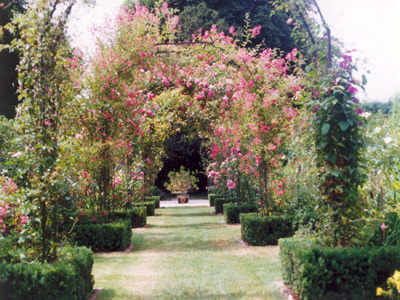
[160,198,209,207]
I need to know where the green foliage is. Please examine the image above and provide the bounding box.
[223,203,258,224]
[164,165,199,194]
[377,270,400,299]
[240,214,296,245]
[0,0,79,261]
[214,197,228,214]
[72,219,132,252]
[178,2,228,42]
[361,101,393,115]
[129,201,156,216]
[145,196,161,209]
[0,246,94,300]
[208,193,218,206]
[111,208,147,228]
[279,237,400,300]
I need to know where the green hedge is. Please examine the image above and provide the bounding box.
[111,208,147,228]
[73,219,131,252]
[0,246,94,300]
[208,194,221,207]
[214,198,228,214]
[145,196,160,209]
[279,237,400,300]
[240,214,296,245]
[223,203,259,224]
[131,201,155,216]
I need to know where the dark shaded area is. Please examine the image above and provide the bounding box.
[0,0,27,119]
[155,134,208,192]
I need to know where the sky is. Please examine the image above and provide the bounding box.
[68,0,400,102]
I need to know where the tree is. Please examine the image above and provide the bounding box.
[129,0,300,52]
[0,0,27,119]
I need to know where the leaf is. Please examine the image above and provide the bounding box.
[339,120,349,132]
[362,74,367,85]
[321,123,330,135]
[331,170,341,177]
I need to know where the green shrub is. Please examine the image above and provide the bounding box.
[224,203,258,224]
[131,201,155,216]
[208,194,217,206]
[240,214,296,245]
[214,198,229,214]
[279,237,400,300]
[377,270,400,299]
[149,186,161,196]
[0,246,94,300]
[111,208,147,228]
[73,219,131,252]
[145,196,160,209]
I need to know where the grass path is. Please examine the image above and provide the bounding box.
[93,206,285,300]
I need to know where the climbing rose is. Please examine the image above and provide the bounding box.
[227,179,235,189]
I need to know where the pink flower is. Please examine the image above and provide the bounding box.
[286,18,293,25]
[227,179,236,190]
[103,211,107,215]
[381,223,387,232]
[12,151,23,158]
[346,85,358,94]
[75,134,83,140]
[44,119,53,126]
[251,25,261,37]
[146,158,151,164]
[229,26,236,35]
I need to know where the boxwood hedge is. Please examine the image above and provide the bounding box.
[131,201,155,216]
[214,198,229,214]
[111,207,147,228]
[73,219,131,252]
[145,196,160,209]
[0,246,94,300]
[279,237,400,300]
[240,214,296,245]
[223,203,259,224]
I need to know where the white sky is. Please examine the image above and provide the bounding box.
[68,0,400,102]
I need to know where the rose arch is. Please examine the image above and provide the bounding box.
[65,3,304,217]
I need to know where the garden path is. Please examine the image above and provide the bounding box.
[92,206,285,299]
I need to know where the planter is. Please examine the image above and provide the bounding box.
[177,194,190,204]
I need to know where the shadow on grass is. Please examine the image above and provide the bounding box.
[153,290,247,300]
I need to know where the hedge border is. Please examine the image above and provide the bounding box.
[223,203,259,224]
[279,237,400,299]
[73,219,132,252]
[111,208,147,228]
[0,246,94,300]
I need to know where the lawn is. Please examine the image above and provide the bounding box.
[93,206,285,300]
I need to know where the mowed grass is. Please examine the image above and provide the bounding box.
[93,206,285,300]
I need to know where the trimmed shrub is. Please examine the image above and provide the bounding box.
[240,214,296,245]
[279,237,400,300]
[111,208,147,228]
[208,194,217,206]
[214,198,228,214]
[224,203,258,224]
[73,219,131,252]
[145,196,160,209]
[131,201,155,216]
[0,246,94,300]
